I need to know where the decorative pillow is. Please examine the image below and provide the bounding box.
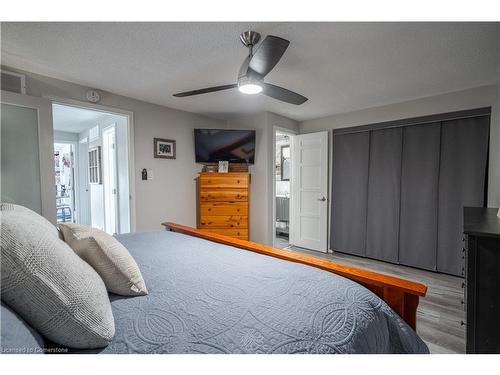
[58,223,148,296]
[0,203,59,238]
[1,204,115,349]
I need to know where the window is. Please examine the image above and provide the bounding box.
[88,146,101,184]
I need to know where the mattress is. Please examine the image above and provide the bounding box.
[97,230,428,354]
[1,230,428,354]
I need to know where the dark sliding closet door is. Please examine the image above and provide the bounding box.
[399,123,441,270]
[438,116,490,275]
[331,132,370,256]
[366,128,402,262]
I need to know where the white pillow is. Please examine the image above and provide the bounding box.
[0,204,115,349]
[59,223,148,296]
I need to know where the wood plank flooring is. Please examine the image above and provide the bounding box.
[286,246,466,354]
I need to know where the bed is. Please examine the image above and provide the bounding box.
[1,224,429,354]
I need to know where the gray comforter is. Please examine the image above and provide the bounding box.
[95,230,428,354]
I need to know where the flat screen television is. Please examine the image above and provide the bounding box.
[194,129,256,164]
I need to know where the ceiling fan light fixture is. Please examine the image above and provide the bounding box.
[238,82,263,95]
[173,32,308,105]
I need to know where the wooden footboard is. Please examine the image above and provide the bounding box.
[162,222,427,331]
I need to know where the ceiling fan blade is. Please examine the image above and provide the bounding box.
[248,35,290,78]
[173,84,237,97]
[262,83,308,105]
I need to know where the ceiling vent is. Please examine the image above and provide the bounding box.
[1,70,26,94]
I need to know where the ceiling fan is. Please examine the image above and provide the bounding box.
[173,31,308,105]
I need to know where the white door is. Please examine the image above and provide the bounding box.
[290,131,329,252]
[78,138,91,225]
[102,125,118,234]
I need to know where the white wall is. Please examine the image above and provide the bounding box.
[300,84,500,208]
[227,112,299,245]
[7,66,226,231]
[53,130,78,142]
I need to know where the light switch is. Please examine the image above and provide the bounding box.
[147,169,153,180]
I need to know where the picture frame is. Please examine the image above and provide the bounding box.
[218,160,229,173]
[154,138,176,159]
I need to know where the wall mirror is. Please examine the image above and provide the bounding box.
[281,145,290,181]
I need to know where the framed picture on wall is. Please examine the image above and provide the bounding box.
[154,138,176,159]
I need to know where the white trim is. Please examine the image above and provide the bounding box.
[47,96,137,231]
[1,90,56,222]
[271,126,297,248]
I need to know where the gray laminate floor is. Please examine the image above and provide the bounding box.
[286,246,465,354]
[274,235,290,249]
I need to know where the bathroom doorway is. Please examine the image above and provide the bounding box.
[274,130,294,248]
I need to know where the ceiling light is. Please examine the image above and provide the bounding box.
[238,82,263,95]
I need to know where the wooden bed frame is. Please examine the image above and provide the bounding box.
[162,222,427,330]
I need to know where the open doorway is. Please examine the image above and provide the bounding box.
[274,131,294,248]
[54,142,76,223]
[52,103,131,234]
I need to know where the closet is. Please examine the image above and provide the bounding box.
[331,132,370,257]
[331,108,490,276]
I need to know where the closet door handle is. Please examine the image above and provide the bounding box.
[317,197,327,202]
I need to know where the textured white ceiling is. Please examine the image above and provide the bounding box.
[52,104,121,133]
[2,22,500,121]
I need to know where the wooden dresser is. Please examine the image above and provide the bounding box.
[197,172,250,240]
[464,207,500,353]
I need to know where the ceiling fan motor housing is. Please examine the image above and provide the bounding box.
[239,31,261,48]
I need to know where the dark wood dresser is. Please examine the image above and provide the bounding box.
[464,207,500,353]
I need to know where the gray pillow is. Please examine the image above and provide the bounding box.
[1,204,115,349]
[0,202,59,238]
[58,223,148,296]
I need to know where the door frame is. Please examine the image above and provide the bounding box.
[47,97,136,232]
[271,126,297,248]
[1,90,56,222]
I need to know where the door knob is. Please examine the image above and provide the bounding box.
[317,197,327,202]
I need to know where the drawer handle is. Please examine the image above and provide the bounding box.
[461,321,466,326]
[461,282,465,289]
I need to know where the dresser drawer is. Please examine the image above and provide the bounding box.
[199,174,249,189]
[199,189,248,202]
[199,215,248,229]
[200,203,248,216]
[200,228,248,240]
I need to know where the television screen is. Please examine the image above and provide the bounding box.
[194,129,256,164]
